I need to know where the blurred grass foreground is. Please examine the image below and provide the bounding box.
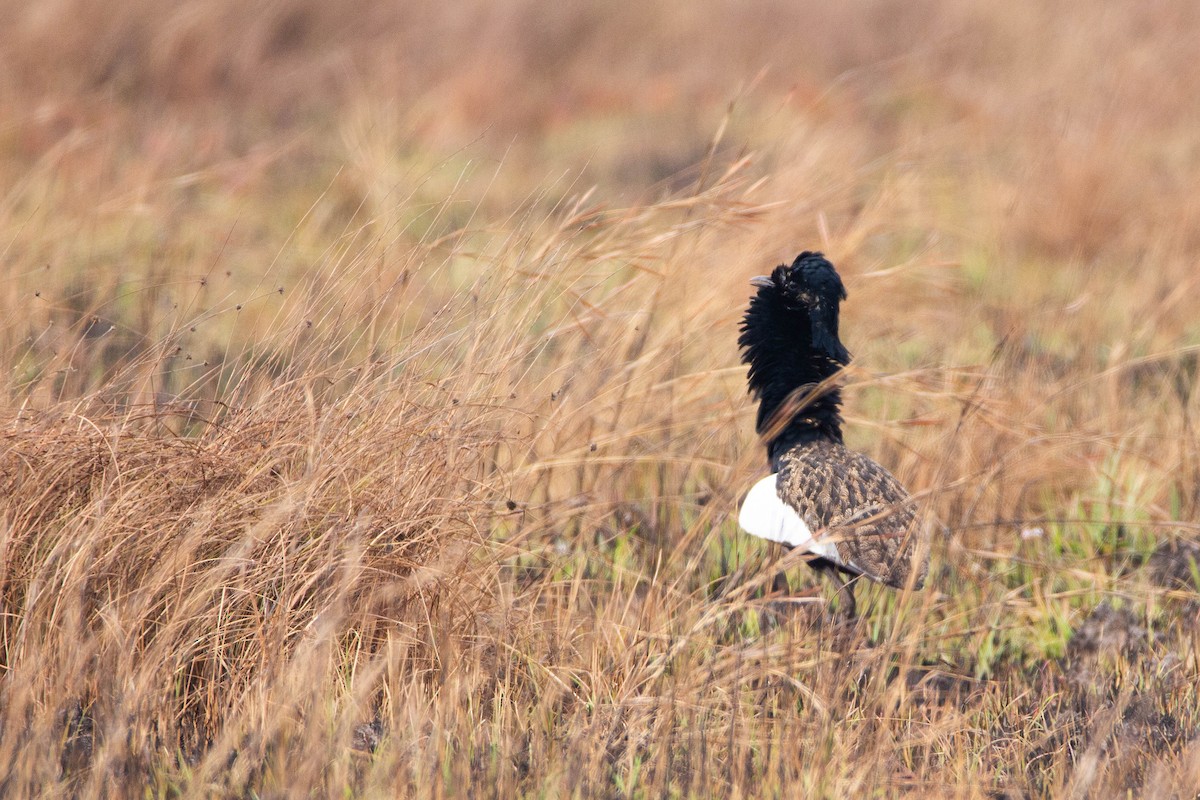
[2,1,1200,796]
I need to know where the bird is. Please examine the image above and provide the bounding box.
[736,251,927,618]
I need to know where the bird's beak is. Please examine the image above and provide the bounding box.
[749,276,773,289]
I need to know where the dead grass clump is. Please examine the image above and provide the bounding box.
[0,372,500,793]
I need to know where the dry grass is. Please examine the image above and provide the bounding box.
[2,1,1199,797]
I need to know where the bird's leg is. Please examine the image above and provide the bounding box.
[771,569,791,596]
[758,547,796,633]
[811,560,857,620]
[834,572,858,620]
[767,543,791,596]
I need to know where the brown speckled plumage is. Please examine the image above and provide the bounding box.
[776,439,926,589]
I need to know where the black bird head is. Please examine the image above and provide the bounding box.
[749,252,849,358]
[740,252,851,462]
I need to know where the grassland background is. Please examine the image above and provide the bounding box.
[1,1,1199,797]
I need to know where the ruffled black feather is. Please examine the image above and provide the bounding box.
[739,252,851,466]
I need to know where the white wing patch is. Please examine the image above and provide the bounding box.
[738,474,855,571]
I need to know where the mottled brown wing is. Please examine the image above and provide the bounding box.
[777,440,928,589]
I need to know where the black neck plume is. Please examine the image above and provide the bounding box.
[739,273,851,465]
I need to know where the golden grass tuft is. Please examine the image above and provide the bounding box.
[0,367,502,793]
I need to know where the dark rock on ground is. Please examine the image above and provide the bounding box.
[351,719,384,753]
[1148,539,1200,591]
[1067,601,1157,659]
